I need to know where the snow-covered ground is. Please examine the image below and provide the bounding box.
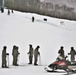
[0,65,68,75]
[0,9,76,75]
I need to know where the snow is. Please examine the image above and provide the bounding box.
[0,65,67,75]
[0,9,76,75]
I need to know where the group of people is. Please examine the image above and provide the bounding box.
[0,7,14,15]
[12,45,20,66]
[2,45,20,68]
[1,8,34,22]
[1,44,40,68]
[2,45,76,68]
[58,46,76,62]
[27,44,40,65]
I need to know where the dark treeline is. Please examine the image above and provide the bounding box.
[0,0,76,20]
[0,0,1,6]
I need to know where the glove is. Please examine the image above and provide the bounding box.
[68,53,70,55]
[18,53,20,54]
[6,53,9,55]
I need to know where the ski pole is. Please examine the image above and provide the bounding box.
[7,53,9,67]
[38,55,42,66]
[17,53,20,65]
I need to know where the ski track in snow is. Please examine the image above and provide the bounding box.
[14,11,76,32]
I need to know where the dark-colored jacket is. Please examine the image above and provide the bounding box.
[68,49,76,62]
[27,47,33,57]
[58,49,64,58]
[68,49,76,56]
[12,47,19,57]
[2,49,7,59]
[34,47,40,57]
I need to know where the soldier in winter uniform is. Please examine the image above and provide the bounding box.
[27,44,33,64]
[68,47,76,62]
[58,46,65,58]
[2,46,9,68]
[12,45,20,66]
[34,46,40,65]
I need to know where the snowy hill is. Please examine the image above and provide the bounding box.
[0,9,76,75]
[1,0,76,21]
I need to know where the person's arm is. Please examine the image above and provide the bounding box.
[27,51,30,54]
[38,52,40,55]
[68,51,71,55]
[58,50,60,54]
[6,53,9,55]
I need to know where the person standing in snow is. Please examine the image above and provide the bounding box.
[2,46,9,68]
[12,45,20,66]
[58,46,65,58]
[8,9,10,15]
[27,44,33,64]
[1,7,4,13]
[68,47,76,62]
[11,10,14,13]
[34,46,40,66]
[32,16,35,22]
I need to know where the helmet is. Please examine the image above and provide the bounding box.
[61,46,64,49]
[3,46,7,49]
[29,44,32,47]
[13,45,17,48]
[37,46,40,48]
[71,47,74,49]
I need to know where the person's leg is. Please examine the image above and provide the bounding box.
[2,59,4,67]
[34,56,38,65]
